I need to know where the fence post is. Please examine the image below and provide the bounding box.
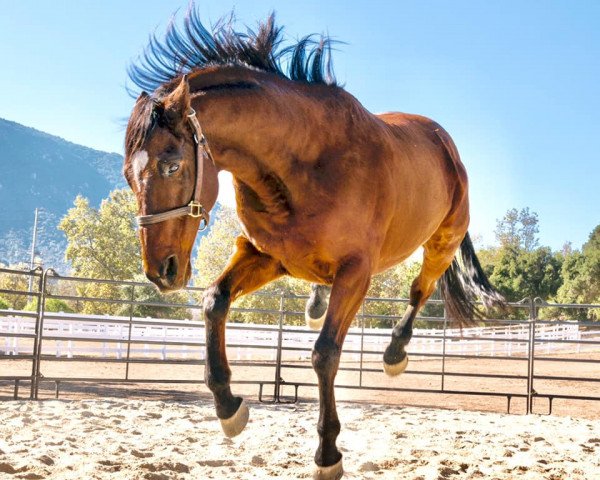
[441,306,448,391]
[358,302,366,387]
[273,291,285,402]
[32,268,53,399]
[125,284,135,381]
[29,267,44,399]
[526,297,537,414]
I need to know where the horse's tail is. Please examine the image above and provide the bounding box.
[438,232,506,324]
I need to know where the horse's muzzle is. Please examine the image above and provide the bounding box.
[146,254,190,292]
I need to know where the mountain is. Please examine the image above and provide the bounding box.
[0,118,124,268]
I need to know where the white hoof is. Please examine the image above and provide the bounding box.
[219,399,249,438]
[313,458,343,480]
[305,308,327,330]
[383,355,408,377]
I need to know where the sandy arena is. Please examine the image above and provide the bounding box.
[1,397,599,480]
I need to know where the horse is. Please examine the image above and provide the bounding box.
[123,8,504,479]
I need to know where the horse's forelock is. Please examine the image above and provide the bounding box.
[125,94,157,160]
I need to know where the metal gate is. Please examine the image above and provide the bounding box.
[1,267,599,414]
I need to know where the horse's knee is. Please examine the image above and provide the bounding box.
[312,337,341,377]
[203,285,230,322]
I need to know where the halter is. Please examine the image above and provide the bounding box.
[136,108,212,230]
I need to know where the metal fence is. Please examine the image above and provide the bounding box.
[1,267,599,415]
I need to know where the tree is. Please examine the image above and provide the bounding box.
[59,189,141,280]
[495,207,539,251]
[116,274,191,320]
[489,245,563,312]
[0,263,32,310]
[363,261,438,328]
[555,224,600,319]
[193,205,241,289]
[59,189,192,317]
[25,298,74,313]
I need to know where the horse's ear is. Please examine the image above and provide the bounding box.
[136,91,149,102]
[162,76,191,126]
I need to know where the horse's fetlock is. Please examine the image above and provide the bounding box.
[317,418,341,439]
[205,368,231,392]
[392,325,413,343]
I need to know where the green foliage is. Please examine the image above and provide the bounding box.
[490,245,563,302]
[58,188,185,317]
[117,274,191,320]
[193,205,242,289]
[363,261,438,328]
[555,225,600,319]
[24,298,74,313]
[0,297,9,309]
[495,207,539,251]
[59,189,141,280]
[0,264,32,310]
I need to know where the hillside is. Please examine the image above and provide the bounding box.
[0,118,124,268]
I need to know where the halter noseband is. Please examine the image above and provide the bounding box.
[136,108,212,230]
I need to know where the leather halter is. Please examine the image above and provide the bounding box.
[136,108,212,230]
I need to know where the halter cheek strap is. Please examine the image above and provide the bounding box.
[136,108,213,230]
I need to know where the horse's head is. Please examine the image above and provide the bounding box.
[124,77,219,292]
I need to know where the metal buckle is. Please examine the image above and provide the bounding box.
[188,201,203,218]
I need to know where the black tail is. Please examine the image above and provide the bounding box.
[438,232,506,324]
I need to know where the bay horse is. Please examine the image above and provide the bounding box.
[123,8,504,479]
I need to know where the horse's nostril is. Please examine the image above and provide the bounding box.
[160,255,178,283]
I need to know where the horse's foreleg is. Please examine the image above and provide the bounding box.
[305,284,331,330]
[203,236,285,437]
[313,256,371,480]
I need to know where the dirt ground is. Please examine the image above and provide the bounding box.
[2,350,599,418]
[1,398,599,479]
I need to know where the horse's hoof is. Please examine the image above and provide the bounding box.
[219,399,249,438]
[305,309,326,330]
[313,458,343,480]
[383,355,408,377]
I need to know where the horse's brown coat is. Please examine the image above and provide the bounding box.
[123,12,502,478]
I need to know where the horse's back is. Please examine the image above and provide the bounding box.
[373,111,470,272]
[376,110,467,192]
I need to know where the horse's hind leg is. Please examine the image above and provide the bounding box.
[305,284,331,330]
[384,222,467,376]
[203,236,285,437]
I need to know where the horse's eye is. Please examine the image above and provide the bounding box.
[164,144,177,155]
[168,163,180,174]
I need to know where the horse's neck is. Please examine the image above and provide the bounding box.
[191,72,378,219]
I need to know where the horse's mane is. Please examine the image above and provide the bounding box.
[127,5,337,96]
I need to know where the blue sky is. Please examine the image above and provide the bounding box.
[1,1,598,251]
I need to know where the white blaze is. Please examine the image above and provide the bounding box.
[131,150,149,180]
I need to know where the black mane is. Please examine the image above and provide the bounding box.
[127,5,337,96]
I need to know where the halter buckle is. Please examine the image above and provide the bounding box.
[188,201,204,218]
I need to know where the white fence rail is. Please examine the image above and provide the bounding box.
[2,310,598,361]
